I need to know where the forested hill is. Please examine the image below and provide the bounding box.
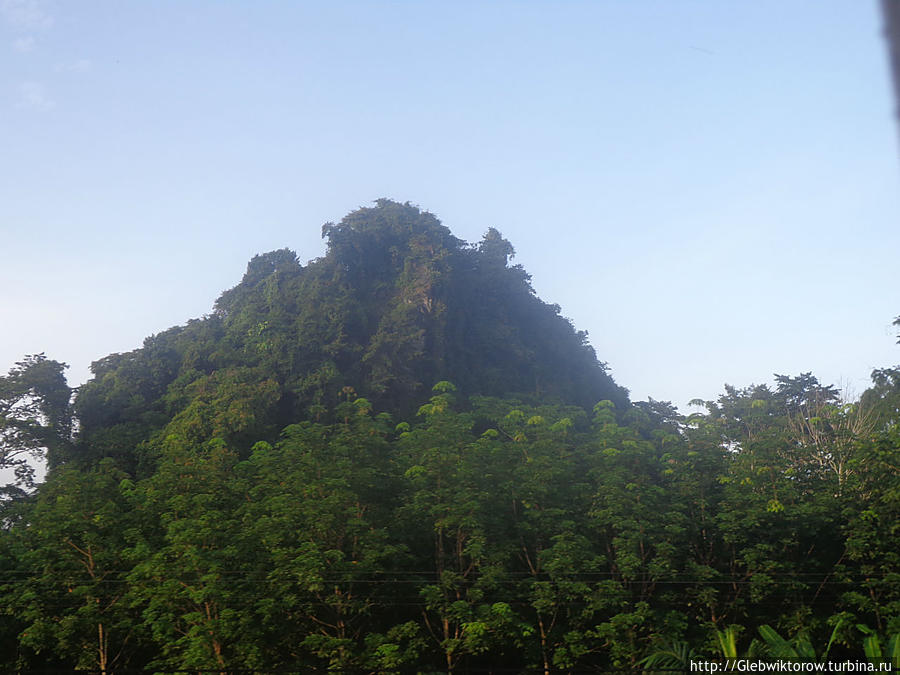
[1,201,899,672]
[72,199,628,471]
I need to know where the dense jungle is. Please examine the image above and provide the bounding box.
[1,201,898,672]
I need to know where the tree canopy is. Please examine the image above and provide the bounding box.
[0,201,897,672]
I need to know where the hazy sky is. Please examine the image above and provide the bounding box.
[2,0,899,410]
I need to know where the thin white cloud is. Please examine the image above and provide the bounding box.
[55,58,91,73]
[17,81,54,111]
[0,0,52,31]
[11,35,34,52]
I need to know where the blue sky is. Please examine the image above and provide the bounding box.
[2,0,899,410]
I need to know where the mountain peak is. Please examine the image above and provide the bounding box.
[74,200,627,470]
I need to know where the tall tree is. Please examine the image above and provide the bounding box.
[6,460,145,671]
[0,354,72,495]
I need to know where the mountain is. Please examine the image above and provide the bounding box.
[3,201,898,673]
[72,199,628,470]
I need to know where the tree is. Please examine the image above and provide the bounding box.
[238,402,403,671]
[7,460,145,671]
[125,436,266,671]
[0,355,72,495]
[395,384,507,672]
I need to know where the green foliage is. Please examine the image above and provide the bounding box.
[4,366,900,669]
[857,625,900,669]
[63,200,628,480]
[0,354,72,492]
[4,460,146,670]
[1,202,899,670]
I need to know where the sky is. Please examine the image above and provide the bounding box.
[2,0,899,412]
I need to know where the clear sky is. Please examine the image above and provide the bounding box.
[2,0,899,410]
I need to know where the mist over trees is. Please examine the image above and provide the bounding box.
[1,201,898,672]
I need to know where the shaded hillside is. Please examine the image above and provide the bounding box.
[73,200,627,470]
